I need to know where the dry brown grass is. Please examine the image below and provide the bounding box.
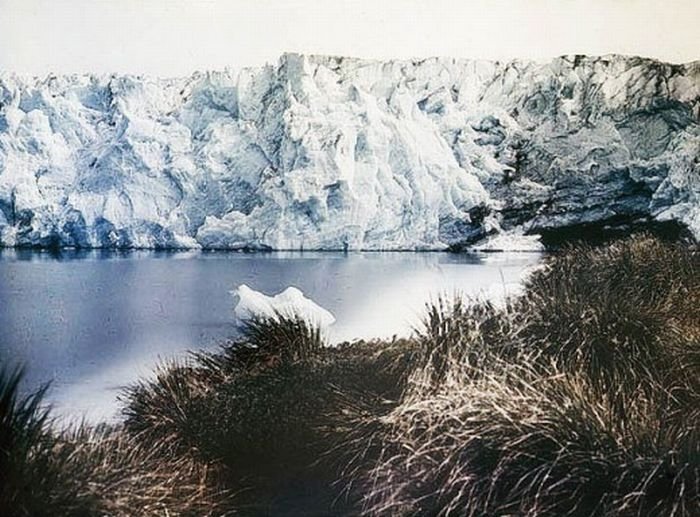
[120,316,417,515]
[0,369,233,517]
[349,235,700,516]
[45,427,233,517]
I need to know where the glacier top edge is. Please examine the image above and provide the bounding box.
[0,52,698,83]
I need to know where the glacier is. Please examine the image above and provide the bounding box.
[0,53,698,250]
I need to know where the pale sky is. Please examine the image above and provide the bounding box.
[1,0,698,76]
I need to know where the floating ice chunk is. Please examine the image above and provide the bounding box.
[232,284,336,327]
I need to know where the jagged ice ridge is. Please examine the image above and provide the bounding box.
[0,53,698,250]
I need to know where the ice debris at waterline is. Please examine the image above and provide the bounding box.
[0,53,698,250]
[232,284,336,328]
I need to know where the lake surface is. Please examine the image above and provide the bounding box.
[0,249,541,423]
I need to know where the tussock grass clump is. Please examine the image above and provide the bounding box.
[521,235,700,392]
[122,315,326,456]
[122,361,220,457]
[0,368,232,517]
[234,312,325,364]
[358,360,699,516]
[417,297,523,382]
[39,427,232,517]
[0,367,55,516]
[350,235,700,516]
[123,315,415,460]
[121,314,416,514]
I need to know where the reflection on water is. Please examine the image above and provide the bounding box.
[0,249,541,423]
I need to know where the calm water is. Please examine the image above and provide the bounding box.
[0,249,541,422]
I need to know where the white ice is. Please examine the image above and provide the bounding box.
[1,53,697,250]
[232,284,336,328]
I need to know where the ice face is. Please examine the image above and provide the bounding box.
[0,54,698,250]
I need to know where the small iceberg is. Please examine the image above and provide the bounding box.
[232,284,336,328]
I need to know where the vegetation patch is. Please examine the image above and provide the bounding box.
[1,235,698,516]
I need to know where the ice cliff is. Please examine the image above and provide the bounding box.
[0,53,698,250]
